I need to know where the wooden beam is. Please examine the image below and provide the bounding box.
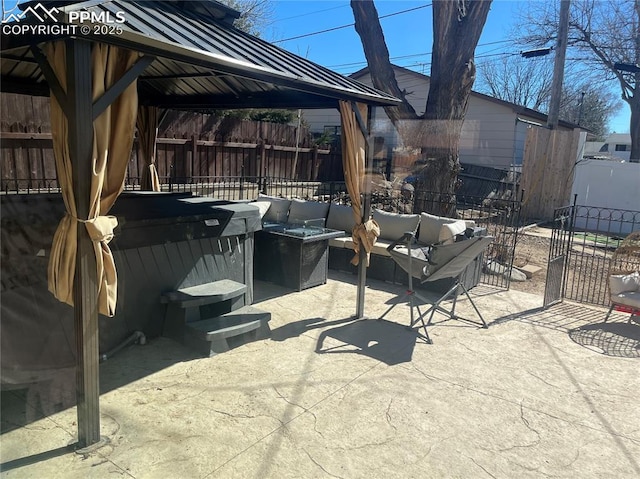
[0,132,52,140]
[66,38,101,449]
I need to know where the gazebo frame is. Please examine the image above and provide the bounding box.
[1,0,399,448]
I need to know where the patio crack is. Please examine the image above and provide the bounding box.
[211,408,284,426]
[497,402,541,452]
[525,370,559,389]
[273,386,307,413]
[385,399,398,432]
[300,447,345,479]
[468,456,498,478]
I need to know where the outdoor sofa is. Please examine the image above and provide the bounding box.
[251,195,482,290]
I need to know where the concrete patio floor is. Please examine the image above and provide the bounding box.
[1,270,639,478]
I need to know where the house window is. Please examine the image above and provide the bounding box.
[599,143,609,152]
[615,144,629,152]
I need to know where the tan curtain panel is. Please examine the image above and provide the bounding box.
[339,100,379,266]
[47,41,139,317]
[136,105,161,191]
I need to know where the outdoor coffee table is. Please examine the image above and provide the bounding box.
[254,222,344,291]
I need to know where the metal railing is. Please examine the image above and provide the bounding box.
[556,204,640,306]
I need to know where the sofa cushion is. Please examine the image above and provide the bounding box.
[328,236,392,257]
[327,203,356,233]
[258,194,291,223]
[418,212,458,245]
[288,199,330,225]
[329,236,352,248]
[438,220,468,245]
[372,209,420,242]
[251,201,272,219]
[610,271,640,295]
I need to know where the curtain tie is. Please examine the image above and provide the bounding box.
[350,219,380,267]
[66,212,118,243]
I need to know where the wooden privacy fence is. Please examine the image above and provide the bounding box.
[145,136,342,184]
[1,92,344,191]
[520,126,585,221]
[1,132,344,192]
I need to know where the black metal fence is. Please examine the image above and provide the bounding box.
[546,202,640,307]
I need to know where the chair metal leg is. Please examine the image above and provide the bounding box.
[603,304,614,323]
[419,279,487,329]
[378,288,432,344]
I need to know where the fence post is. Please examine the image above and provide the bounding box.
[311,146,318,181]
[258,140,266,194]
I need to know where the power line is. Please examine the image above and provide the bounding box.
[327,39,516,73]
[273,3,431,44]
[263,4,349,26]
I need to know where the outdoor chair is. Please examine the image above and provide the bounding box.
[604,231,640,323]
[379,232,493,343]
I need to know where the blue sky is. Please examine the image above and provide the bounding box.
[265,0,631,134]
[3,0,630,133]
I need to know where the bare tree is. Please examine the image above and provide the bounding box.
[477,56,554,111]
[560,85,622,139]
[476,56,622,139]
[220,0,274,36]
[519,0,640,161]
[351,0,492,214]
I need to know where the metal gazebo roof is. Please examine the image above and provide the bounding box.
[1,0,400,109]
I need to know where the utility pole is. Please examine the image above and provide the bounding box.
[547,0,571,129]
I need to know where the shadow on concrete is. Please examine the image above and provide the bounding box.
[315,319,417,365]
[489,301,640,358]
[270,316,356,342]
[1,338,201,435]
[568,321,640,358]
[0,443,76,473]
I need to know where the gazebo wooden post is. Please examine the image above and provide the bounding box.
[356,105,374,319]
[66,38,101,448]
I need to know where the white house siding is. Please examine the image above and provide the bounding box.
[302,68,522,169]
[459,96,518,169]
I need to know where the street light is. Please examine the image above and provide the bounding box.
[614,62,640,73]
[520,47,553,58]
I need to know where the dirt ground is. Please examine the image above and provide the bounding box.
[508,226,552,296]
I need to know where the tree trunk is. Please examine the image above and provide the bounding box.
[350,0,491,216]
[350,0,417,124]
[415,0,492,215]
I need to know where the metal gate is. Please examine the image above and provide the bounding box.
[544,201,640,308]
[543,204,575,307]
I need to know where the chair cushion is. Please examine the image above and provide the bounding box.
[287,199,330,225]
[609,271,640,295]
[612,291,640,309]
[438,220,468,245]
[372,209,420,242]
[258,194,291,223]
[326,203,356,233]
